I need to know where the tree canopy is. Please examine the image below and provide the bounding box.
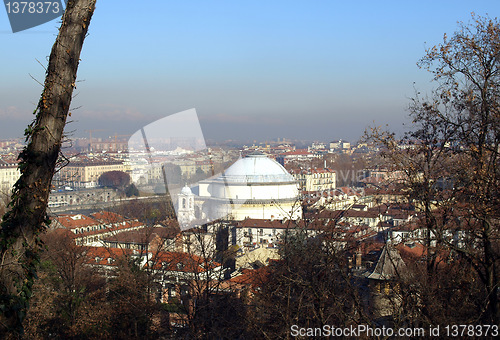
[368,14,500,324]
[98,171,131,189]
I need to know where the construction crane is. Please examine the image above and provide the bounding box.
[85,129,105,152]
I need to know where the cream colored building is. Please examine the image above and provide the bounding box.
[176,160,211,178]
[58,160,125,188]
[52,212,145,246]
[290,168,336,192]
[48,187,119,208]
[0,160,20,194]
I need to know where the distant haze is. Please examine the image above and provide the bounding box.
[1,1,497,142]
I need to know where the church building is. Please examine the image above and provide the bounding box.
[175,152,302,229]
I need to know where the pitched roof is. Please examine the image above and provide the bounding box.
[367,245,407,281]
[91,211,127,223]
[395,242,449,268]
[55,214,99,229]
[85,246,136,266]
[229,267,270,286]
[53,212,144,237]
[343,210,380,218]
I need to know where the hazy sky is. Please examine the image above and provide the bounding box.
[1,1,498,143]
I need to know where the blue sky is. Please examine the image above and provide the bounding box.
[1,1,498,142]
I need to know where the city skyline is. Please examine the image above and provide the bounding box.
[1,1,498,142]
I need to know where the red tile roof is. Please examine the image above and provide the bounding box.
[91,211,127,223]
[53,211,144,238]
[55,214,99,229]
[229,267,270,286]
[85,246,136,266]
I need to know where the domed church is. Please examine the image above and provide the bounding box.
[198,151,302,221]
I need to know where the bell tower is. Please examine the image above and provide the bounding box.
[177,185,195,228]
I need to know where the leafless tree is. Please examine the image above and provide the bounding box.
[367,14,500,324]
[0,1,97,335]
[248,226,372,339]
[23,229,108,339]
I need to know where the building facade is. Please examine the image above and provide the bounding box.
[58,160,125,188]
[289,167,336,192]
[0,159,19,194]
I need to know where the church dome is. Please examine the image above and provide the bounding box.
[197,151,302,221]
[221,152,295,184]
[180,185,193,195]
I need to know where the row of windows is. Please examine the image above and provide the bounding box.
[74,225,107,234]
[0,171,18,176]
[245,228,278,236]
[75,235,100,245]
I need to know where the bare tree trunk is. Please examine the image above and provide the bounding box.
[0,0,97,335]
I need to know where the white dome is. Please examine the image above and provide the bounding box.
[221,152,295,183]
[180,185,193,195]
[197,151,302,221]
